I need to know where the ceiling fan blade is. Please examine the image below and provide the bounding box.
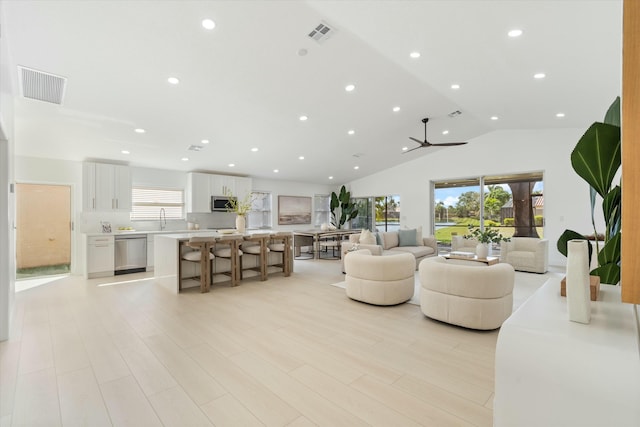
[429,142,468,147]
[409,137,426,145]
[402,146,424,154]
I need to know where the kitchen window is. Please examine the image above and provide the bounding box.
[130,187,185,220]
[247,191,272,229]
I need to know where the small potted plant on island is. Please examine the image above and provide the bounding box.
[224,189,253,233]
[464,225,510,259]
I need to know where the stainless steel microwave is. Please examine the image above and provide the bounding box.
[211,196,236,212]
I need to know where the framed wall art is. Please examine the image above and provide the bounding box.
[278,196,312,225]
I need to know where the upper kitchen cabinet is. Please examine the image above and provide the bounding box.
[186,172,211,213]
[186,172,252,213]
[210,174,235,197]
[83,162,131,212]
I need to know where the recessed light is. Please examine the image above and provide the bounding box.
[348,130,355,135]
[345,84,355,92]
[167,77,179,85]
[354,166,359,170]
[273,169,279,173]
[298,156,304,160]
[491,116,499,121]
[451,84,460,90]
[328,176,333,180]
[202,19,216,30]
[393,106,401,112]
[181,157,189,161]
[251,147,259,152]
[299,115,308,121]
[228,163,235,167]
[442,130,449,135]
[201,139,209,144]
[534,73,546,79]
[134,128,145,133]
[402,147,408,151]
[121,150,130,154]
[297,48,308,57]
[508,29,523,37]
[556,113,565,118]
[409,51,421,59]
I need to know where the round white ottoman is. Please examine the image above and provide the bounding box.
[419,256,515,330]
[344,250,415,305]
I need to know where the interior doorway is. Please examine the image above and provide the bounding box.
[16,183,71,279]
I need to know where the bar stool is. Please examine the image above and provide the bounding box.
[182,236,216,292]
[268,231,293,277]
[212,235,243,286]
[241,233,271,281]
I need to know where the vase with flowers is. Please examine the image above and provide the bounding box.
[464,225,510,259]
[224,189,253,233]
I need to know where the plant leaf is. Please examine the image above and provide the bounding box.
[557,229,593,262]
[597,232,621,265]
[602,185,621,239]
[603,96,621,127]
[570,122,621,198]
[591,263,620,285]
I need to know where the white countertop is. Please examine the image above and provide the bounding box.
[83,229,234,237]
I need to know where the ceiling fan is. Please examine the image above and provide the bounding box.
[404,117,468,153]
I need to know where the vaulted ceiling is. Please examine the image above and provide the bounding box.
[2,0,622,184]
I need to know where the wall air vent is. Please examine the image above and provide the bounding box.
[18,66,67,105]
[308,21,335,43]
[187,145,204,151]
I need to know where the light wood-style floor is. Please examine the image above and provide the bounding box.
[1,259,498,426]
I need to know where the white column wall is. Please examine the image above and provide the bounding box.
[346,128,593,267]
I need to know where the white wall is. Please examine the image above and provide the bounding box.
[346,128,593,267]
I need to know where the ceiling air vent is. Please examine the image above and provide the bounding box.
[18,66,67,105]
[448,110,462,118]
[308,21,335,43]
[187,145,204,151]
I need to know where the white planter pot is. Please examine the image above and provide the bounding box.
[235,215,246,234]
[476,243,489,259]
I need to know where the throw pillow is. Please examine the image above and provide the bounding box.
[374,232,383,246]
[382,231,399,249]
[360,229,376,245]
[398,228,418,247]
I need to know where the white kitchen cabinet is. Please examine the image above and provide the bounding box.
[186,172,212,213]
[210,174,235,197]
[86,235,114,278]
[146,234,154,271]
[83,162,131,212]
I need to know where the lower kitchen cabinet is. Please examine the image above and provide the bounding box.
[146,234,154,271]
[85,235,114,279]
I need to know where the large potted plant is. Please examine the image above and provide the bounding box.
[464,225,510,259]
[557,97,621,285]
[330,185,358,229]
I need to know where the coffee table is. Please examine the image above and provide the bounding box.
[442,253,499,265]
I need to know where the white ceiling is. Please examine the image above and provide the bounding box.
[2,0,622,185]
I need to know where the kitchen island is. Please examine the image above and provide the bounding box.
[154,231,292,293]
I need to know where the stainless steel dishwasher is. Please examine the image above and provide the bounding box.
[114,234,147,275]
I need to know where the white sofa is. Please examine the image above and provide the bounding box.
[344,249,415,305]
[500,237,549,273]
[341,229,437,270]
[419,256,515,330]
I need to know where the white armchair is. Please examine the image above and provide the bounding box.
[451,233,478,253]
[500,237,549,273]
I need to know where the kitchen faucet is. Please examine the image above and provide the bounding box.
[160,208,166,231]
